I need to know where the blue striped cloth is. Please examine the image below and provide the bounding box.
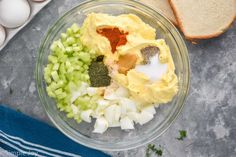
[0,105,110,157]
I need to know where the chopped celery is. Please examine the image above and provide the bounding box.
[75,118,82,123]
[66,37,76,45]
[54,88,63,95]
[67,112,74,118]
[44,76,52,84]
[65,47,73,53]
[51,71,59,82]
[44,23,100,123]
[48,55,58,64]
[78,52,91,63]
[58,55,67,63]
[61,33,67,40]
[66,28,73,36]
[50,41,58,51]
[73,46,83,52]
[71,23,80,33]
[57,92,67,99]
[67,67,74,73]
[53,63,59,71]
[57,40,65,51]
[59,63,66,74]
[77,61,83,66]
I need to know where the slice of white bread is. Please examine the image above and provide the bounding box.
[140,0,177,25]
[169,0,236,39]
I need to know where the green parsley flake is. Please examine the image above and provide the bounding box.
[176,130,187,140]
[146,144,163,157]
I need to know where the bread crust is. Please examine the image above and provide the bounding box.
[169,0,236,40]
[140,0,178,26]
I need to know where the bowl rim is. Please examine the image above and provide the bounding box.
[36,0,190,151]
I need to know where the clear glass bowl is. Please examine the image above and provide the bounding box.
[36,0,190,151]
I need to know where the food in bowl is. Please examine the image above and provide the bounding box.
[44,13,178,134]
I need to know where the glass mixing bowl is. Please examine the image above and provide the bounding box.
[36,0,190,151]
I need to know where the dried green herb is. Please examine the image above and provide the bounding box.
[96,55,104,62]
[176,130,187,140]
[88,57,111,87]
[146,144,163,157]
[141,46,160,64]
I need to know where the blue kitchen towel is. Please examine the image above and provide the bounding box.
[0,105,110,157]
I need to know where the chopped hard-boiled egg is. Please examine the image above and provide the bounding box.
[70,84,157,132]
[71,82,88,103]
[120,98,137,115]
[120,116,134,130]
[93,117,109,134]
[109,121,121,127]
[104,84,129,100]
[137,111,154,125]
[104,105,121,125]
[71,104,79,115]
[142,106,156,115]
[127,112,140,123]
[70,82,157,133]
[114,86,129,97]
[80,110,92,123]
[97,99,110,107]
[87,87,98,96]
[104,92,120,100]
[92,100,110,118]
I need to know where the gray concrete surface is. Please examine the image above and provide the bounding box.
[0,0,236,156]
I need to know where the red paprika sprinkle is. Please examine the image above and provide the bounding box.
[97,27,128,53]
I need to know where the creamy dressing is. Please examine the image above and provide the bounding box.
[135,54,168,82]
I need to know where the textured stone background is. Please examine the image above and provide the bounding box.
[0,0,236,157]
